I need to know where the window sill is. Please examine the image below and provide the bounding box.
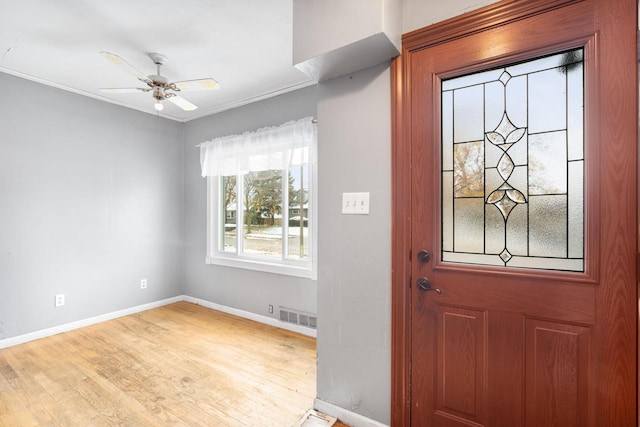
[206,255,316,280]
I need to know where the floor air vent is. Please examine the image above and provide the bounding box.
[279,307,317,329]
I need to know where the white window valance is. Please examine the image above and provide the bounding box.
[199,116,317,177]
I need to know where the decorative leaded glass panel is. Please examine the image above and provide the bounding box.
[441,48,584,271]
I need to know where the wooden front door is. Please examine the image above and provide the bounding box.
[391,1,637,425]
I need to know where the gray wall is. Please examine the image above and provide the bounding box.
[312,1,503,424]
[182,86,318,318]
[0,72,184,339]
[316,63,391,424]
[403,0,499,32]
[0,2,505,423]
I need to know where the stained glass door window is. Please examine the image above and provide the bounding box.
[441,48,584,271]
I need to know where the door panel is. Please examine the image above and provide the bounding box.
[391,0,637,425]
[524,319,590,427]
[435,306,487,426]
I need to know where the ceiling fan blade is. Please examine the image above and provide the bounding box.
[173,78,219,91]
[99,87,151,93]
[168,95,198,111]
[99,51,151,84]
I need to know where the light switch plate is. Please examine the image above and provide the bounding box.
[342,192,370,214]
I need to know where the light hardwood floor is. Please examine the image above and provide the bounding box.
[0,302,349,426]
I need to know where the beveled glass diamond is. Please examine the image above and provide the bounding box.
[494,113,518,143]
[499,249,513,263]
[497,153,515,180]
[494,196,517,219]
[499,71,512,85]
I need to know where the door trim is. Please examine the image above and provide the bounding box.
[390,0,638,424]
[402,0,583,53]
[391,52,411,427]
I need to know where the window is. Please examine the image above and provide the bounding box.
[200,117,317,279]
[441,49,584,271]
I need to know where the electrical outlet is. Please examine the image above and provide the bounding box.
[55,294,65,307]
[141,279,147,289]
[269,304,274,314]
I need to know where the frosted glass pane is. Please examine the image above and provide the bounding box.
[443,251,504,266]
[567,62,584,161]
[454,198,484,253]
[484,81,504,133]
[505,205,527,256]
[484,138,503,168]
[505,75,527,128]
[508,166,527,197]
[454,85,484,143]
[529,69,566,133]
[442,91,454,170]
[507,134,528,166]
[443,68,502,91]
[454,141,484,197]
[443,172,454,251]
[529,131,567,195]
[529,195,567,258]
[485,205,504,254]
[508,257,583,271]
[568,161,584,258]
[485,169,502,198]
[506,49,582,78]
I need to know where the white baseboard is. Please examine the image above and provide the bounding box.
[0,295,316,349]
[0,296,183,350]
[183,296,317,338]
[314,399,389,427]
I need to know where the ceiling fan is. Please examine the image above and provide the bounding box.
[98,51,219,112]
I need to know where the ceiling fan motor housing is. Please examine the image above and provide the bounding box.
[149,75,169,85]
[152,86,165,100]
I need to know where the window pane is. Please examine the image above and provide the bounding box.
[243,170,283,256]
[529,68,566,133]
[454,141,484,197]
[441,48,584,272]
[221,176,237,252]
[529,195,567,258]
[454,198,484,253]
[528,131,567,195]
[288,164,309,259]
[454,85,484,143]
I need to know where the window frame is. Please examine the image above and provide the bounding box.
[206,148,317,280]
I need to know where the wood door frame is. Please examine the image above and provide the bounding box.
[390,0,638,424]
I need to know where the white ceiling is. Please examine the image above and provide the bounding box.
[0,0,316,122]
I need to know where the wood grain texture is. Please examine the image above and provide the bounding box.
[436,307,487,425]
[402,0,584,53]
[591,0,638,425]
[0,302,318,426]
[390,54,412,427]
[393,0,637,425]
[524,320,590,427]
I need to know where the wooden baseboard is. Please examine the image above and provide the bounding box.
[0,294,316,349]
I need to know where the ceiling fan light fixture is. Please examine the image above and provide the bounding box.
[99,51,214,113]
